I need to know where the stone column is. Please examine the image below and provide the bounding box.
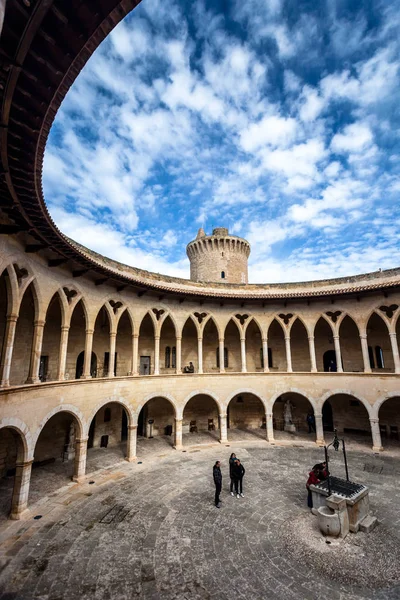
[219,413,228,443]
[108,331,116,377]
[370,418,383,452]
[0,314,18,387]
[82,329,94,378]
[240,337,247,373]
[198,336,203,374]
[219,338,225,373]
[154,335,160,375]
[389,332,400,374]
[333,335,343,373]
[284,335,292,372]
[176,336,182,374]
[174,418,183,449]
[126,425,137,461]
[360,334,372,373]
[73,438,88,482]
[57,325,70,381]
[10,460,33,520]
[262,338,269,373]
[266,412,274,442]
[308,335,317,372]
[315,413,325,446]
[132,333,139,375]
[26,319,45,383]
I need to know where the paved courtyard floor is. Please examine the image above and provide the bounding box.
[0,436,400,599]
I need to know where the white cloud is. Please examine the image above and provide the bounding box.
[298,86,324,122]
[331,122,373,154]
[240,114,298,151]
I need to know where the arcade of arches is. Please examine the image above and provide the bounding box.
[1,253,400,520]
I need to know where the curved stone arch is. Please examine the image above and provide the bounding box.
[201,314,222,338]
[181,389,223,420]
[319,389,373,418]
[114,305,135,335]
[310,313,335,337]
[266,315,287,337]
[243,315,265,338]
[371,391,400,420]
[45,289,69,329]
[288,314,312,336]
[69,295,90,328]
[135,392,179,422]
[223,315,242,337]
[93,301,115,333]
[159,311,179,338]
[138,309,158,332]
[0,417,33,461]
[17,276,42,320]
[32,404,85,450]
[181,313,201,337]
[85,397,135,437]
[362,308,391,335]
[392,307,400,334]
[268,388,318,415]
[336,311,361,335]
[224,388,268,413]
[1,264,18,314]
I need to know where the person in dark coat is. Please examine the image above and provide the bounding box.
[306,412,316,433]
[213,461,222,508]
[229,453,237,496]
[231,459,245,498]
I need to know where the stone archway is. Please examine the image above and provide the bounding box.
[136,396,176,453]
[272,392,316,442]
[378,396,400,448]
[322,394,372,448]
[182,394,220,446]
[227,392,266,441]
[86,402,130,468]
[0,427,27,520]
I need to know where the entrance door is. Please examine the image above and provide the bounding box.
[323,350,337,372]
[322,401,334,431]
[39,355,49,382]
[140,356,151,375]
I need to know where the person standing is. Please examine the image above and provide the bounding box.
[229,453,237,496]
[232,459,245,498]
[306,465,320,509]
[306,412,316,433]
[213,461,222,508]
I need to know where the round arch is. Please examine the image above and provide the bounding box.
[271,390,317,440]
[373,391,400,419]
[182,392,221,445]
[182,390,223,417]
[226,390,267,441]
[224,388,267,413]
[33,405,85,448]
[320,392,373,445]
[269,389,317,414]
[319,390,373,418]
[85,397,134,437]
[136,392,179,421]
[0,418,32,461]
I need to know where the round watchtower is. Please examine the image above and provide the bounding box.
[186,227,251,284]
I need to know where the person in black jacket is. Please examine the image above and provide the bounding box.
[229,453,237,496]
[213,461,222,508]
[232,459,245,498]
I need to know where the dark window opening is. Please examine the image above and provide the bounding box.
[165,346,171,368]
[368,345,375,369]
[216,347,229,368]
[103,352,117,376]
[172,346,176,369]
[375,346,384,369]
[221,271,225,279]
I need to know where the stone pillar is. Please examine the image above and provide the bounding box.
[57,325,70,381]
[219,338,225,373]
[73,438,88,482]
[262,338,269,373]
[389,332,400,374]
[132,333,139,375]
[308,335,317,372]
[0,314,18,387]
[26,319,45,384]
[154,335,160,375]
[10,460,33,520]
[284,335,292,373]
[82,329,94,378]
[176,336,182,374]
[315,413,325,446]
[370,418,383,452]
[198,336,203,374]
[360,334,372,373]
[126,425,137,461]
[219,413,228,443]
[333,335,343,373]
[266,412,274,442]
[240,337,247,373]
[108,332,116,377]
[174,418,183,449]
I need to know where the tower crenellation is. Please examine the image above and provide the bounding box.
[186,227,251,284]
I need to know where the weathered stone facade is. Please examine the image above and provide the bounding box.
[187,227,250,284]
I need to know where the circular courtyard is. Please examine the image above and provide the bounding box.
[0,441,399,600]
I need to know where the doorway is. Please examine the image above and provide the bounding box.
[140,356,151,375]
[322,401,334,431]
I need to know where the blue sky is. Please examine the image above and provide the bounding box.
[43,0,400,283]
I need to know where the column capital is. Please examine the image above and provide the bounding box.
[284,334,290,341]
[333,334,340,340]
[369,418,379,424]
[110,331,117,338]
[262,337,268,343]
[359,334,367,340]
[174,417,183,423]
[128,425,138,431]
[176,335,182,341]
[7,313,18,323]
[266,412,273,418]
[219,338,224,343]
[389,332,397,338]
[132,332,139,339]
[75,437,89,444]
[219,413,227,419]
[308,335,315,341]
[240,336,246,342]
[198,336,203,342]
[314,413,323,419]
[154,335,160,341]
[85,328,94,335]
[16,459,33,468]
[61,325,70,332]
[34,319,46,328]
